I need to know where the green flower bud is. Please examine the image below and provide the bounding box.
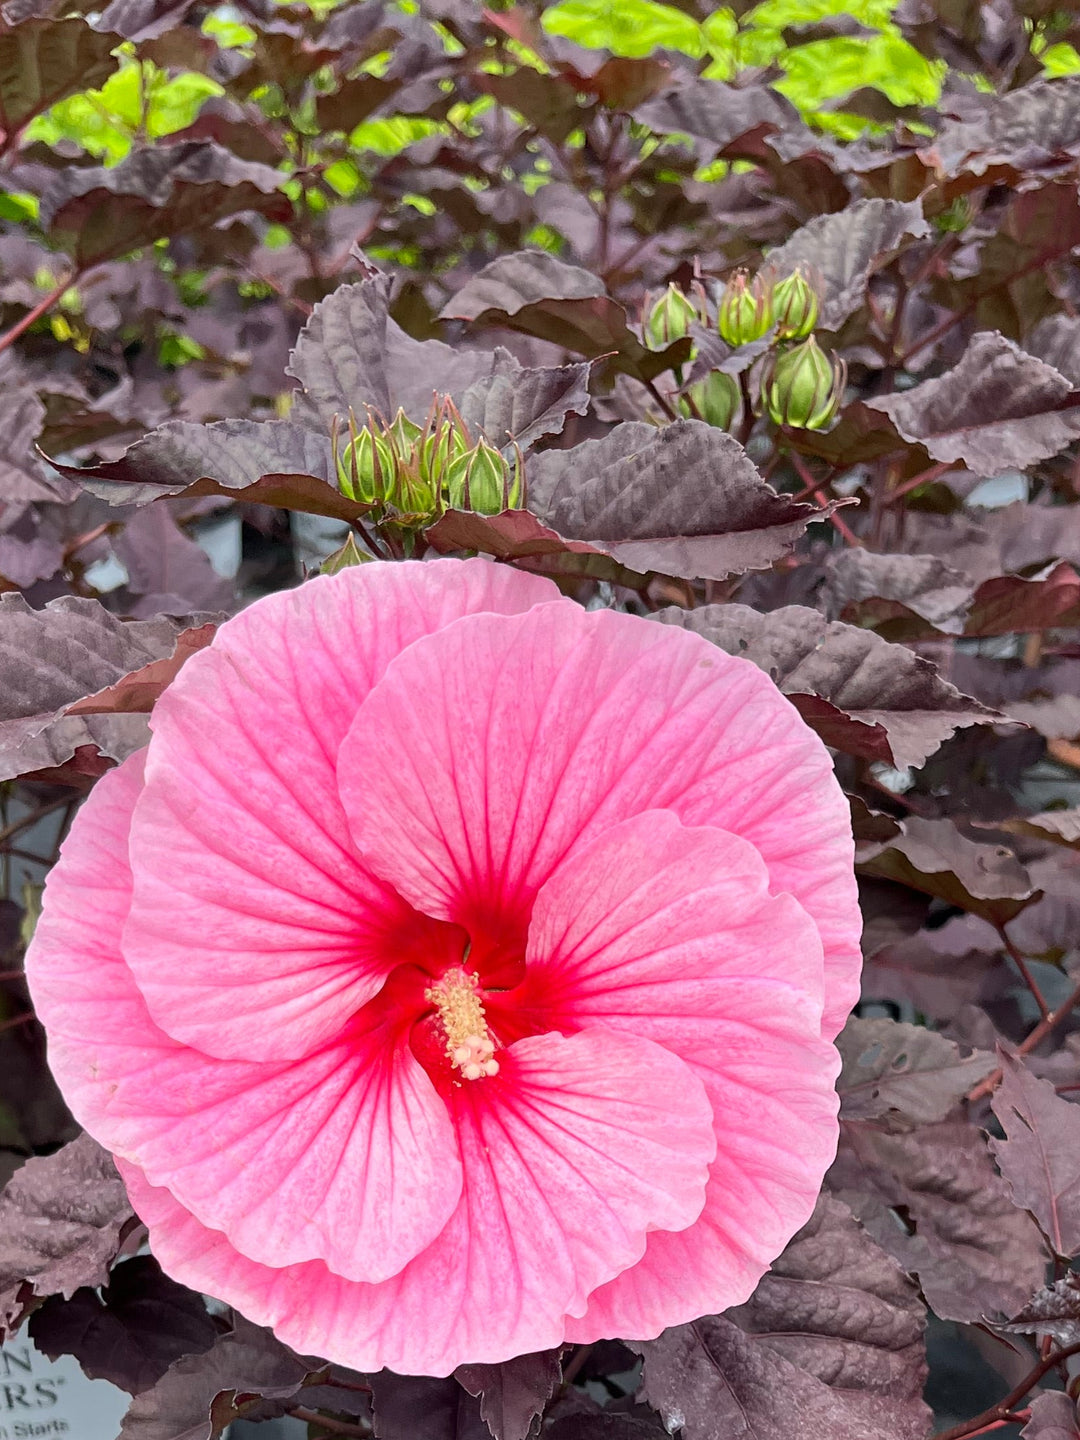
[772,267,820,341]
[444,438,521,514]
[320,533,373,573]
[645,284,699,349]
[678,369,740,431]
[717,269,773,347]
[419,396,472,489]
[337,416,395,504]
[934,196,973,234]
[388,407,422,451]
[762,337,847,431]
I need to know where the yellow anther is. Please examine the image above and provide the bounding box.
[425,970,499,1081]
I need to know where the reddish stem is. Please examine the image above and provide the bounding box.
[0,1011,34,1034]
[287,1408,368,1437]
[935,1339,1080,1440]
[968,978,1080,1102]
[0,276,76,355]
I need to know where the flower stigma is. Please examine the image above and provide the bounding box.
[425,967,500,1080]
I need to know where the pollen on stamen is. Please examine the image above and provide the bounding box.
[425,969,500,1081]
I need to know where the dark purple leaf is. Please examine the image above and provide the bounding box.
[286,275,510,428]
[722,1193,928,1408]
[455,353,593,453]
[39,141,290,267]
[654,602,997,767]
[997,808,1080,849]
[1023,1393,1080,1440]
[964,563,1080,637]
[837,1017,994,1129]
[527,422,839,582]
[990,1052,1080,1258]
[0,389,75,504]
[114,506,236,618]
[634,1197,931,1440]
[1003,1272,1080,1348]
[0,18,120,133]
[547,1416,668,1440]
[48,419,360,522]
[370,1373,488,1440]
[0,1134,134,1338]
[28,1255,217,1394]
[866,332,1080,477]
[862,913,1009,1022]
[93,0,195,39]
[634,76,809,161]
[929,74,1080,178]
[823,550,972,637]
[857,816,1039,925]
[0,593,217,780]
[438,251,689,382]
[832,1120,1048,1322]
[117,1317,322,1440]
[765,198,929,330]
[456,1351,562,1440]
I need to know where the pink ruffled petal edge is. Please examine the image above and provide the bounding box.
[123,558,559,1061]
[339,601,860,1043]
[117,1023,716,1376]
[27,751,463,1285]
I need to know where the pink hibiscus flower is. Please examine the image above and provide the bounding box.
[26,558,860,1376]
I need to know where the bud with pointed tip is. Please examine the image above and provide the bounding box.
[645,284,699,349]
[678,369,740,431]
[772,267,820,341]
[445,438,507,513]
[419,396,472,489]
[762,336,847,431]
[717,269,773,347]
[337,413,395,504]
[388,408,422,451]
[321,532,373,573]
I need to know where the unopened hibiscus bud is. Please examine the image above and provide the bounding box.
[645,283,699,349]
[772,267,820,341]
[320,533,373,574]
[337,414,395,504]
[678,370,740,430]
[763,337,847,431]
[388,408,422,451]
[419,396,472,490]
[717,269,773,346]
[445,438,521,513]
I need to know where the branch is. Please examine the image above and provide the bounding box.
[968,978,1080,1101]
[0,275,77,355]
[288,1408,369,1437]
[935,1343,1080,1440]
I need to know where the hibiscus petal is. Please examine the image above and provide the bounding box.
[117,1025,715,1376]
[122,559,558,1061]
[511,809,840,1339]
[339,602,860,1039]
[26,754,463,1283]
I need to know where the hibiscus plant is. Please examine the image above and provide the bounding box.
[4,2,1080,1440]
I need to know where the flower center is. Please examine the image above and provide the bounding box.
[425,967,499,1080]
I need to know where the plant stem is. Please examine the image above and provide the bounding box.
[288,1408,369,1437]
[935,1343,1080,1440]
[968,979,1080,1102]
[0,796,76,848]
[0,277,76,355]
[999,928,1050,1020]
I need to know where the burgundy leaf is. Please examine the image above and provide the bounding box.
[456,1351,563,1440]
[370,1373,489,1440]
[1003,1273,1080,1349]
[0,1134,134,1338]
[527,422,838,582]
[117,1317,322,1440]
[836,1017,994,1129]
[929,74,1080,178]
[438,251,689,382]
[28,1255,218,1394]
[990,1052,1080,1259]
[634,75,809,161]
[866,332,1080,477]
[113,506,237,618]
[823,549,973,639]
[832,1120,1048,1323]
[0,388,76,504]
[634,1197,931,1440]
[0,18,120,133]
[1023,1393,1080,1440]
[765,198,930,330]
[39,141,290,268]
[48,419,359,521]
[655,602,997,767]
[0,593,217,780]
